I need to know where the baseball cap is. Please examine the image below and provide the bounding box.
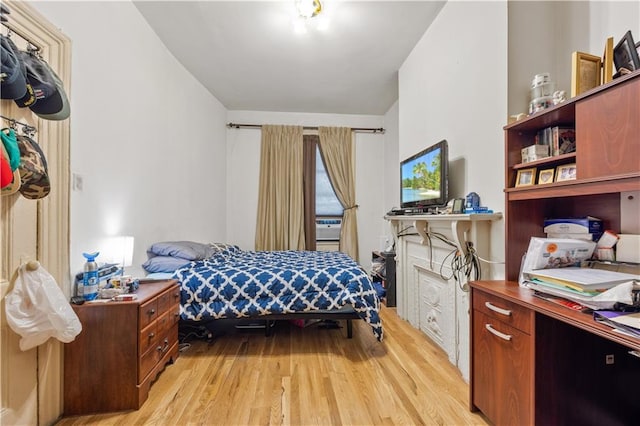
[14,51,69,120]
[0,35,27,100]
[1,128,21,170]
[1,143,21,195]
[17,134,50,199]
[32,59,70,120]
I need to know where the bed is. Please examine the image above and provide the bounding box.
[143,242,383,341]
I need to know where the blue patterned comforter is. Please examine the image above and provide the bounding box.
[174,249,383,341]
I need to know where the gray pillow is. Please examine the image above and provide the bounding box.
[142,256,190,273]
[147,241,218,260]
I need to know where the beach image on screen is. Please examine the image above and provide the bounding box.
[401,147,441,203]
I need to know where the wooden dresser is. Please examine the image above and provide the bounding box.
[63,279,180,415]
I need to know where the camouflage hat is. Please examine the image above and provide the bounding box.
[16,134,50,199]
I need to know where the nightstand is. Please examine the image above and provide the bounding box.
[63,279,180,415]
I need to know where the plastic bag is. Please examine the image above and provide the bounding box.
[5,263,82,351]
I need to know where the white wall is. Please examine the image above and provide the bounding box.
[508,1,640,115]
[399,0,508,278]
[226,110,385,267]
[382,100,399,250]
[32,1,229,279]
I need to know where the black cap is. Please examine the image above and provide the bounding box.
[0,35,27,100]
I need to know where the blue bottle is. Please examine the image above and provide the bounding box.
[82,252,100,301]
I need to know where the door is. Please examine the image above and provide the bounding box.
[1,1,71,424]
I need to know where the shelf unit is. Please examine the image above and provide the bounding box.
[470,71,640,425]
[503,71,640,280]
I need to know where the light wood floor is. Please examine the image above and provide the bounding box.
[56,306,489,425]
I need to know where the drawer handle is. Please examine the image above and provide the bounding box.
[156,338,170,354]
[148,308,156,316]
[148,332,155,339]
[485,302,512,316]
[485,324,512,341]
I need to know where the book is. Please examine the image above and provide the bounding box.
[593,310,640,338]
[551,126,576,156]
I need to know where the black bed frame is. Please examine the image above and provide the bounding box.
[259,308,360,338]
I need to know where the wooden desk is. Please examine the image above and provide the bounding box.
[470,280,640,425]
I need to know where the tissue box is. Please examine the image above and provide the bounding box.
[543,217,603,236]
[521,144,549,163]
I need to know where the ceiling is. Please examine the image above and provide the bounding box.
[133,1,445,115]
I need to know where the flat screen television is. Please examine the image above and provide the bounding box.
[400,139,448,210]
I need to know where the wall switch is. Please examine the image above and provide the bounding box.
[605,354,614,365]
[72,173,83,191]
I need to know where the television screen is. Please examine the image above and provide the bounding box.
[400,139,448,209]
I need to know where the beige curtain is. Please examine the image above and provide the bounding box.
[318,126,359,261]
[255,125,305,251]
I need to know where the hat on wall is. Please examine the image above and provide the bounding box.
[1,143,21,195]
[0,35,27,100]
[32,59,69,121]
[1,128,21,170]
[16,134,50,199]
[14,51,70,120]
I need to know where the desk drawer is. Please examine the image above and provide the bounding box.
[473,290,532,334]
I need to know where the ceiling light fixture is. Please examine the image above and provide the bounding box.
[296,0,323,19]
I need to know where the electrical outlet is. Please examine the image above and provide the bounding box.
[605,354,614,365]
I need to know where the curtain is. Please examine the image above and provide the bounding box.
[255,125,305,251]
[303,135,318,250]
[318,126,359,261]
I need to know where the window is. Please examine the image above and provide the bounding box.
[315,146,343,216]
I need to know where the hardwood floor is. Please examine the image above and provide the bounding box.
[56,306,489,425]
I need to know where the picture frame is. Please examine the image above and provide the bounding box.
[515,168,536,187]
[537,168,555,185]
[602,37,614,84]
[571,51,602,97]
[613,30,640,72]
[555,163,577,182]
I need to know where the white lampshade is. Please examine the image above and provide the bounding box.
[103,236,135,268]
[121,236,135,268]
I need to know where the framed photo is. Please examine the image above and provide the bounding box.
[555,163,577,182]
[571,52,601,97]
[515,168,536,187]
[537,168,555,185]
[613,30,640,72]
[602,37,614,84]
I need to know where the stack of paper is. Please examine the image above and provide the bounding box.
[523,267,640,310]
[593,310,640,338]
[528,267,638,296]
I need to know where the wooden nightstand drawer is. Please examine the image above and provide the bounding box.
[139,321,160,356]
[473,290,532,334]
[139,327,175,382]
[139,298,159,329]
[157,287,180,314]
[156,309,175,336]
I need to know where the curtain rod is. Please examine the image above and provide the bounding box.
[226,122,385,134]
